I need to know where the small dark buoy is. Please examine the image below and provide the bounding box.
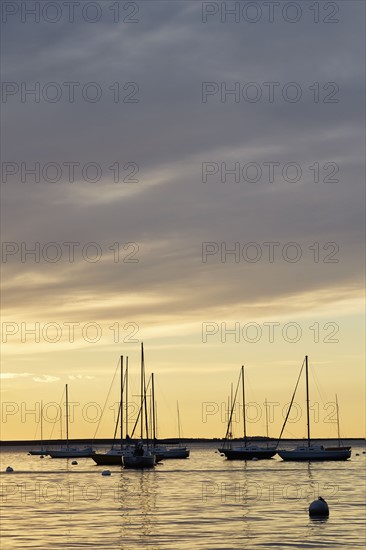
[309,496,329,517]
[40,455,44,459]
[6,466,14,473]
[71,460,78,465]
[102,470,111,476]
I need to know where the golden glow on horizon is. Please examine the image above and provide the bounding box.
[1,306,364,441]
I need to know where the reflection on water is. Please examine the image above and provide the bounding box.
[309,516,329,523]
[117,470,159,547]
[0,442,365,549]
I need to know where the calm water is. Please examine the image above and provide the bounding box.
[1,441,365,549]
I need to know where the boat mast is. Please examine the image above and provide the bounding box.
[177,401,181,443]
[60,402,63,441]
[125,357,129,439]
[152,372,156,443]
[120,355,124,450]
[143,348,149,445]
[227,395,230,436]
[140,343,144,441]
[65,384,69,449]
[40,400,43,444]
[230,383,233,438]
[335,393,340,446]
[155,402,158,440]
[265,398,269,439]
[241,365,247,447]
[305,355,311,447]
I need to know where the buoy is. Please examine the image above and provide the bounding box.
[40,455,44,459]
[309,496,329,517]
[71,460,78,465]
[6,466,14,473]
[102,470,111,476]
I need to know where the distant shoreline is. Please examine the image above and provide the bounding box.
[0,437,364,447]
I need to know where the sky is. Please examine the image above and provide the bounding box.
[1,0,365,441]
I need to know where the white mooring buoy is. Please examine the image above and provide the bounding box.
[6,466,14,473]
[102,470,111,476]
[309,496,329,518]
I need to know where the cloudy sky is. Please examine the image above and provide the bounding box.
[1,1,365,441]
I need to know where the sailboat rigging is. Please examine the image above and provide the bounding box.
[92,356,133,465]
[153,395,190,460]
[218,365,277,460]
[48,384,95,458]
[277,356,351,461]
[123,342,156,469]
[323,394,351,452]
[28,400,49,456]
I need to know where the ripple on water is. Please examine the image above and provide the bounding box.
[1,444,365,549]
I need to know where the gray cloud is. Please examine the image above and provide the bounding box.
[1,1,364,340]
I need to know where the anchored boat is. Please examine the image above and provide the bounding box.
[218,365,277,460]
[277,356,351,461]
[48,385,95,458]
[152,383,190,460]
[123,343,156,469]
[92,356,133,466]
[28,401,49,456]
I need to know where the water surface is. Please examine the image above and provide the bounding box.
[1,441,365,549]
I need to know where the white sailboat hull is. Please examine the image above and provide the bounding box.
[154,446,190,460]
[48,447,95,458]
[278,446,351,461]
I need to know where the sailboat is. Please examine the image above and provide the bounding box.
[28,401,49,455]
[277,356,351,461]
[218,365,277,460]
[92,356,133,465]
[153,393,190,460]
[322,394,352,453]
[123,343,156,469]
[48,384,95,458]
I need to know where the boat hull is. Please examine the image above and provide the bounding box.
[92,453,123,465]
[277,448,351,461]
[28,450,49,456]
[48,448,95,458]
[155,447,190,460]
[218,447,277,460]
[123,455,156,469]
[324,446,351,451]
